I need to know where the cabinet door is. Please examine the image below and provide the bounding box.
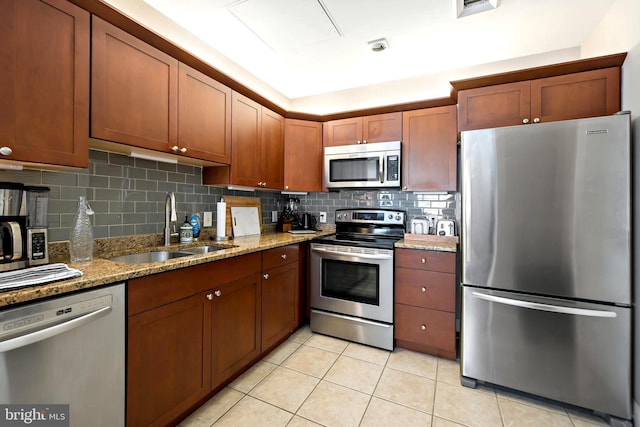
[91,16,178,151]
[261,107,285,189]
[458,81,531,131]
[230,92,262,187]
[323,117,362,146]
[402,105,457,191]
[284,119,323,192]
[211,273,261,389]
[128,293,211,427]
[363,112,402,143]
[262,263,298,351]
[530,67,620,124]
[178,63,231,163]
[0,0,89,167]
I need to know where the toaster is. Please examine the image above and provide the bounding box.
[436,220,456,236]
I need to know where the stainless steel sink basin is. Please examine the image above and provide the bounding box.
[108,250,195,264]
[181,245,229,254]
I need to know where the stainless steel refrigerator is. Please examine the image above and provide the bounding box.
[460,113,632,424]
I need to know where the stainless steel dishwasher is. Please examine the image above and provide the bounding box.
[0,283,125,426]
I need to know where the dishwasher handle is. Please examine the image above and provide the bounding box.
[0,305,112,353]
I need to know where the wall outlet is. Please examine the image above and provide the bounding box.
[319,212,327,223]
[271,211,278,222]
[203,211,213,227]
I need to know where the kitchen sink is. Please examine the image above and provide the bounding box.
[181,245,230,254]
[108,250,195,264]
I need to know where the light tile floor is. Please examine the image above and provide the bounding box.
[179,326,610,427]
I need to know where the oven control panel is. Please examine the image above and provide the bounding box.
[335,209,405,225]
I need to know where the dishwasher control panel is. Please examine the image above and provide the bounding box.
[0,294,113,339]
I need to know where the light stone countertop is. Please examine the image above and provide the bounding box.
[395,239,458,253]
[0,229,334,308]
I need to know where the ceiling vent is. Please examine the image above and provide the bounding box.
[455,0,499,18]
[367,38,389,52]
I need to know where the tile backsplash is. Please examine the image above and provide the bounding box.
[0,150,458,242]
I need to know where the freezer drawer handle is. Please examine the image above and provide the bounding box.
[0,306,112,353]
[471,292,617,318]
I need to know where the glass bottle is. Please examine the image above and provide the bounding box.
[69,196,94,262]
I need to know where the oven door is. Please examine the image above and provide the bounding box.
[310,243,393,323]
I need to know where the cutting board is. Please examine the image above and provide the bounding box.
[224,196,263,236]
[231,207,261,237]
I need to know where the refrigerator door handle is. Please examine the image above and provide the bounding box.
[471,292,617,318]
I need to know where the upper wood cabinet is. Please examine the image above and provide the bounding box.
[402,105,457,192]
[91,16,178,152]
[92,17,232,164]
[284,119,323,192]
[0,0,89,168]
[458,67,621,131]
[323,112,402,146]
[229,92,284,189]
[178,63,232,164]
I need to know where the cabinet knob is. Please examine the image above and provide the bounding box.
[421,287,427,293]
[357,140,362,144]
[206,293,213,300]
[522,118,529,124]
[0,147,13,156]
[285,185,289,190]
[421,324,427,331]
[421,258,426,264]
[402,186,407,191]
[262,182,267,187]
[180,147,187,154]
[214,290,222,297]
[281,254,287,259]
[263,273,269,279]
[362,140,367,144]
[171,145,179,152]
[533,117,540,123]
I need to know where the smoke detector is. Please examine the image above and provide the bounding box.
[455,0,499,18]
[368,38,389,52]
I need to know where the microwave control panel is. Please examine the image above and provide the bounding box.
[387,155,399,181]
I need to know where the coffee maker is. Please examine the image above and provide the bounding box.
[0,183,50,272]
[23,186,50,267]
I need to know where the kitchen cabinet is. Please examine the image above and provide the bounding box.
[229,92,285,189]
[91,16,178,153]
[178,63,232,164]
[394,248,456,360]
[261,245,300,352]
[402,105,457,191]
[0,0,89,167]
[127,253,262,426]
[284,119,323,192]
[323,112,402,147]
[457,67,621,131]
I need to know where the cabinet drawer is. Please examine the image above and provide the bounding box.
[395,304,455,353]
[395,268,455,312]
[395,248,455,273]
[262,244,299,270]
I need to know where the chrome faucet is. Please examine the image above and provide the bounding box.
[164,192,178,246]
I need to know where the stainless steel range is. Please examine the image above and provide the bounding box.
[310,208,405,350]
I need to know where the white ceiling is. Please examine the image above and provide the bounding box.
[104,0,616,109]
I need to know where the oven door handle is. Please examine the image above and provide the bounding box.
[312,247,393,260]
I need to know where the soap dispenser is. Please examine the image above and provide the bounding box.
[180,215,193,243]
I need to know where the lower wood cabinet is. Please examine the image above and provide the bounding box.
[394,248,457,360]
[127,246,301,426]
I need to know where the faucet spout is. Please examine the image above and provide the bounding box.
[164,192,178,246]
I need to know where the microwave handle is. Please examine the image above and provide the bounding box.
[379,155,384,184]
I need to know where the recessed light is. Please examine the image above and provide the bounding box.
[367,38,389,52]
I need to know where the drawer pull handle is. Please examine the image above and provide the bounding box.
[421,258,426,264]
[214,290,222,297]
[263,273,269,279]
[421,324,427,331]
[206,294,213,300]
[281,254,287,259]
[421,287,426,293]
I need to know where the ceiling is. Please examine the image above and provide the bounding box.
[103,0,616,105]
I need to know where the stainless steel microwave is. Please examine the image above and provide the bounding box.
[323,141,401,189]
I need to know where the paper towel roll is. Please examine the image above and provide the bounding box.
[216,200,226,237]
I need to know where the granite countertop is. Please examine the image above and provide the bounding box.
[395,238,458,253]
[0,229,334,308]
